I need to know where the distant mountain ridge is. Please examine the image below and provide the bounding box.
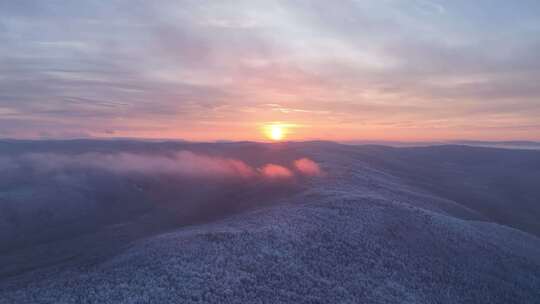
[342,139,540,149]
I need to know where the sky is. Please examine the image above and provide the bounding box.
[1,0,540,142]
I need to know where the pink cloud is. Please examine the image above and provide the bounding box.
[260,164,294,179]
[24,151,257,179]
[293,158,322,176]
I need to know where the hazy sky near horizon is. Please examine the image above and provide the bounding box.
[1,0,540,141]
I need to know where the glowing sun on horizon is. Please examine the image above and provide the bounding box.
[265,124,286,141]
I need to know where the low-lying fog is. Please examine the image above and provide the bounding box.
[0,141,323,252]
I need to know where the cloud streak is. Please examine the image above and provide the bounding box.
[17,151,322,181]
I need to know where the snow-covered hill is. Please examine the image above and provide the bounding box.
[1,140,539,303]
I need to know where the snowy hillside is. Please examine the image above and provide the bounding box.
[1,140,539,303]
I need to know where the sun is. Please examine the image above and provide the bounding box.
[271,125,284,141]
[265,124,286,141]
